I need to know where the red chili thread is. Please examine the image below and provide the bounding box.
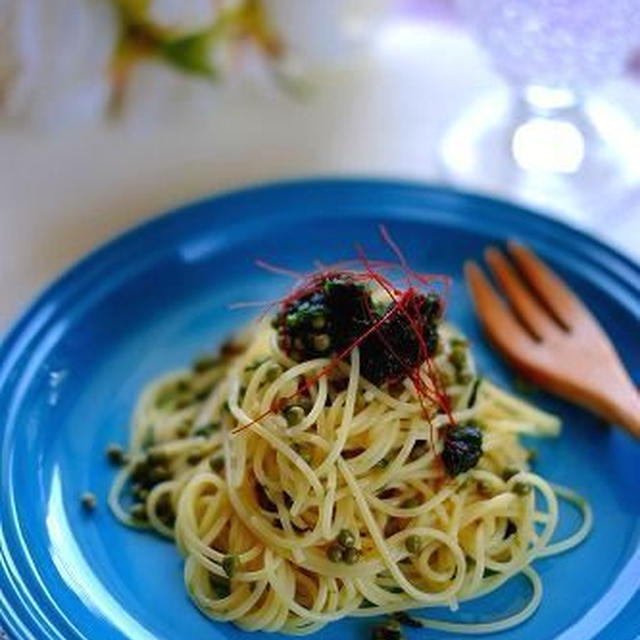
[355,241,452,449]
[232,229,455,441]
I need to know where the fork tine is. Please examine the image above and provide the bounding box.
[484,247,557,340]
[465,261,536,358]
[507,242,584,328]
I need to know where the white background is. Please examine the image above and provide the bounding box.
[1,18,639,331]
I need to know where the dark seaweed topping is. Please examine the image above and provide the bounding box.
[277,275,370,360]
[359,291,441,385]
[372,622,404,640]
[273,273,442,386]
[390,612,424,628]
[441,422,483,477]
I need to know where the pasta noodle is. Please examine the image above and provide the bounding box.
[109,319,591,635]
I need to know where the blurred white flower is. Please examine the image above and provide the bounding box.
[1,0,117,127]
[148,0,218,35]
[120,0,247,38]
[263,0,390,62]
[0,0,390,129]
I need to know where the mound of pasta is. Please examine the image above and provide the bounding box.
[109,268,590,635]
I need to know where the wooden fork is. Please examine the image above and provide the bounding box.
[465,241,640,439]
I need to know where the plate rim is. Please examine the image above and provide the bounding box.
[1,177,639,640]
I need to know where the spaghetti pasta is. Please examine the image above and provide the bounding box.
[109,317,590,635]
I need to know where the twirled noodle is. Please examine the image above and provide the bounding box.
[109,321,591,634]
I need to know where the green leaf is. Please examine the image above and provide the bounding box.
[161,32,218,78]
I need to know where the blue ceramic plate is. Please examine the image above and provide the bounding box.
[1,179,639,640]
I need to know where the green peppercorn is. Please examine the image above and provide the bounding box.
[478,481,494,497]
[387,382,405,397]
[343,547,361,565]
[209,456,225,473]
[294,444,313,465]
[439,369,454,386]
[449,348,466,370]
[187,452,202,466]
[287,313,302,329]
[312,333,331,352]
[265,363,282,382]
[175,423,190,438]
[311,315,326,329]
[149,465,171,484]
[175,394,195,409]
[327,544,344,563]
[130,503,147,521]
[337,529,356,549]
[176,379,191,392]
[222,554,238,578]
[284,405,305,426]
[147,450,168,466]
[155,389,177,408]
[80,492,97,512]
[401,497,421,509]
[501,467,521,481]
[193,422,216,437]
[405,535,422,554]
[193,355,219,373]
[270,313,282,330]
[194,385,215,402]
[513,482,532,495]
[106,443,126,465]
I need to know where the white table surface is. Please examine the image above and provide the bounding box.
[1,18,639,331]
